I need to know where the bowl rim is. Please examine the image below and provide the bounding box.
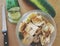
[16,10,57,46]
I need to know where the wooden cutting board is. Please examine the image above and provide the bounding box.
[0,0,60,46]
[18,0,36,14]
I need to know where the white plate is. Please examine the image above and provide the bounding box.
[16,10,57,46]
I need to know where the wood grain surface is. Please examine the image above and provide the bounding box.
[0,0,60,46]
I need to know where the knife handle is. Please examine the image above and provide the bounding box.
[3,31,9,46]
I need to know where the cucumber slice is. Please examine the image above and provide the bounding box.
[8,11,21,20]
[8,17,19,23]
[8,7,20,12]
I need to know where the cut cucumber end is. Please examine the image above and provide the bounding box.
[8,7,20,12]
[8,11,21,20]
[8,17,19,24]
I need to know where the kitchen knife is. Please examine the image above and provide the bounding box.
[2,5,9,46]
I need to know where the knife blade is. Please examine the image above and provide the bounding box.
[2,5,9,46]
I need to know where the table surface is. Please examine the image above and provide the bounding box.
[0,0,60,46]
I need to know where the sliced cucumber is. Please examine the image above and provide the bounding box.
[8,17,19,23]
[8,7,20,12]
[8,11,21,20]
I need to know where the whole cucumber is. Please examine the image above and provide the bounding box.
[30,0,56,17]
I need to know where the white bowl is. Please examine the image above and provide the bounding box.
[16,10,57,46]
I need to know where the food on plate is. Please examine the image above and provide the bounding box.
[18,12,55,46]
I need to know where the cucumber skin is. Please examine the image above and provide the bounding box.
[6,0,19,10]
[30,0,56,17]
